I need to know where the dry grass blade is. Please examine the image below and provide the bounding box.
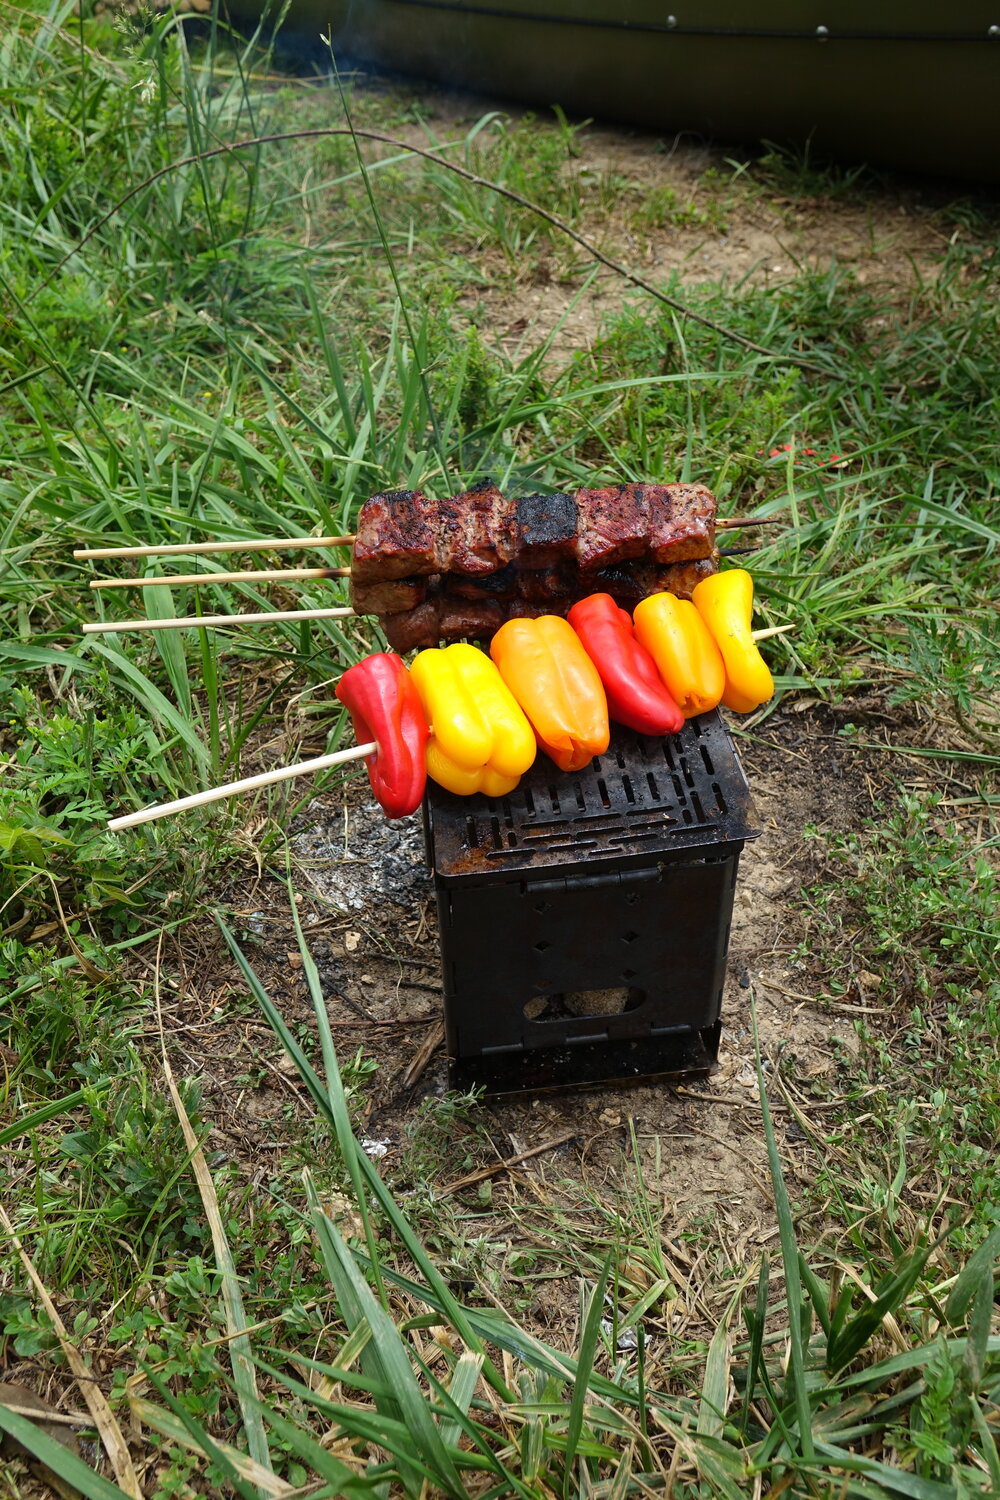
[153,939,274,1490]
[401,1020,446,1089]
[436,1131,578,1197]
[127,1397,296,1496]
[0,1202,144,1497]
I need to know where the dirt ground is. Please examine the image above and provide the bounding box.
[141,100,988,1323]
[154,694,914,1304]
[379,83,964,366]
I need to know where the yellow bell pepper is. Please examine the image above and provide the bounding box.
[692,568,774,714]
[490,615,609,773]
[410,643,536,797]
[632,592,725,718]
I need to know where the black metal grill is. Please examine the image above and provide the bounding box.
[423,709,759,1095]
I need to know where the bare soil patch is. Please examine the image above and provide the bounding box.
[372,83,969,363]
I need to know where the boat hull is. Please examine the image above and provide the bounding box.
[238,2,1000,182]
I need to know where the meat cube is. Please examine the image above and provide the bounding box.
[439,598,505,642]
[505,599,569,620]
[350,575,427,615]
[645,483,717,563]
[593,561,645,607]
[514,492,578,568]
[655,557,718,599]
[518,564,577,604]
[438,478,515,575]
[381,599,441,653]
[447,563,518,601]
[574,483,649,571]
[352,489,444,581]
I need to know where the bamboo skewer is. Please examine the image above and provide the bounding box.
[75,516,779,563]
[107,743,378,831]
[749,623,795,641]
[74,535,354,561]
[90,566,350,590]
[82,606,357,634]
[93,550,760,585]
[83,604,785,640]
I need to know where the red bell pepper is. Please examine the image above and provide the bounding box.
[334,653,429,818]
[567,593,684,736]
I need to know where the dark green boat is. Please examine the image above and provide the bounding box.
[235,1,1000,182]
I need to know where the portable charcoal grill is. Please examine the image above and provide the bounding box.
[422,708,759,1095]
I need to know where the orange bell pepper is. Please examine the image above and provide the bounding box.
[692,568,774,714]
[490,615,610,772]
[632,593,725,718]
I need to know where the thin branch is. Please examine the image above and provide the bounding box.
[33,126,831,375]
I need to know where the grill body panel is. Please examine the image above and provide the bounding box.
[423,709,759,1093]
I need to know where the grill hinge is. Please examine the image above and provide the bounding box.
[525,865,661,895]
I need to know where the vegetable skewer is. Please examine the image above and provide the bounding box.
[74,515,779,563]
[80,604,786,641]
[82,606,357,634]
[89,566,350,590]
[107,743,377,831]
[74,535,354,561]
[109,653,430,830]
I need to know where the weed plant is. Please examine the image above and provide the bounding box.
[0,4,998,1495]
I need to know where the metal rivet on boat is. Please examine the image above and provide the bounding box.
[666,15,677,28]
[816,24,829,40]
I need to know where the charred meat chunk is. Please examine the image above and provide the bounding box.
[514,492,578,568]
[594,561,645,608]
[350,575,427,615]
[518,563,577,604]
[655,557,718,599]
[447,562,518,601]
[352,489,443,581]
[438,478,515,574]
[594,554,718,606]
[506,598,569,620]
[574,483,649,571]
[645,483,716,563]
[382,599,441,654]
[439,597,505,642]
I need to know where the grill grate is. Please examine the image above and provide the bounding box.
[428,709,756,883]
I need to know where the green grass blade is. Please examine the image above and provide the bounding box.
[307,1193,465,1497]
[750,987,814,1461]
[561,1251,612,1496]
[215,916,514,1399]
[812,1440,958,1499]
[697,1310,733,1440]
[0,1083,110,1146]
[439,1352,484,1449]
[0,1403,129,1500]
[131,1381,267,1500]
[285,864,384,1303]
[944,1224,1000,1325]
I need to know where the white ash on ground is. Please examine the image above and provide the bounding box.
[292,797,432,918]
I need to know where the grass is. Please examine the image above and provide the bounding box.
[1,2,998,1495]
